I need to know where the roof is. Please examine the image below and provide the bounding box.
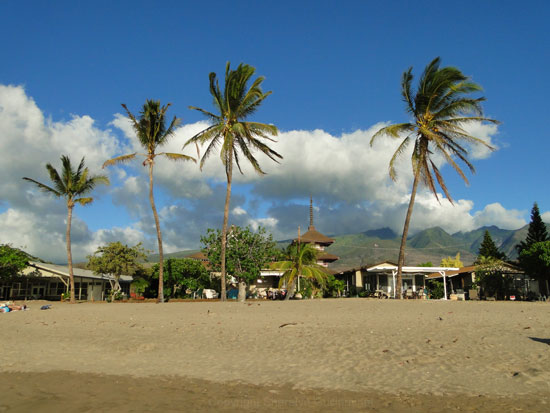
[295,226,334,245]
[335,262,458,276]
[426,264,524,279]
[317,252,339,261]
[27,261,133,282]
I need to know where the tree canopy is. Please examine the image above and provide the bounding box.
[87,242,147,297]
[440,253,464,268]
[0,244,29,279]
[477,230,507,261]
[516,203,549,256]
[201,225,277,301]
[151,258,210,298]
[518,241,550,296]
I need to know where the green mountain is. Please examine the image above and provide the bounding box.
[145,223,550,271]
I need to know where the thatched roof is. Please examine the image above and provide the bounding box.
[296,226,334,245]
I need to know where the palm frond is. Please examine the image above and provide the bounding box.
[22,177,62,197]
[75,197,93,206]
[159,153,197,163]
[370,123,414,146]
[103,153,137,168]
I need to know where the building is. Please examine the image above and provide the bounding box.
[293,196,339,267]
[336,261,459,298]
[0,261,132,301]
[426,263,538,300]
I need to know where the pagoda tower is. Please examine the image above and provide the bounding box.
[294,196,339,268]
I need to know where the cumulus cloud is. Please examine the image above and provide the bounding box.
[1,84,521,263]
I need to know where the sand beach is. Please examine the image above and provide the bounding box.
[1,299,550,412]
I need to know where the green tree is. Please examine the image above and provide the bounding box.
[519,241,550,297]
[270,243,330,300]
[23,155,109,303]
[151,258,210,298]
[418,261,434,267]
[201,225,277,302]
[441,252,464,268]
[477,230,506,261]
[0,244,29,279]
[371,57,497,298]
[516,202,549,256]
[185,63,282,301]
[474,256,513,299]
[86,242,147,300]
[103,100,195,303]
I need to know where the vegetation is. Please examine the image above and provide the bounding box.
[426,279,444,299]
[370,57,498,298]
[0,244,29,279]
[86,242,147,301]
[201,225,277,302]
[477,230,507,261]
[151,258,211,299]
[270,243,330,299]
[518,241,550,297]
[103,100,195,303]
[23,155,109,303]
[185,62,282,301]
[516,202,549,256]
[474,256,516,299]
[440,253,463,268]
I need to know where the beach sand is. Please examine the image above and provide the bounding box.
[1,299,549,411]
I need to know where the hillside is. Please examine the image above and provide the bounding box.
[144,224,550,271]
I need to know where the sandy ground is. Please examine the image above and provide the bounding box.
[1,299,550,412]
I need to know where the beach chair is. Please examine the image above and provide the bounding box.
[203,289,219,299]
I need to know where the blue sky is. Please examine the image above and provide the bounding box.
[1,1,549,262]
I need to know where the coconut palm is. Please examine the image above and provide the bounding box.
[184,62,282,301]
[271,243,329,300]
[371,57,498,299]
[103,100,195,303]
[23,155,109,303]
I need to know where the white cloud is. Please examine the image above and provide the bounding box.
[2,84,524,263]
[472,203,527,230]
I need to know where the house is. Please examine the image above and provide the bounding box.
[0,261,132,301]
[335,261,459,297]
[426,263,537,299]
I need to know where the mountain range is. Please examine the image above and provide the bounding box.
[151,223,548,271]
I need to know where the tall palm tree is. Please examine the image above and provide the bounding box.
[371,57,498,299]
[23,155,109,303]
[184,62,282,301]
[103,100,195,303]
[271,243,329,300]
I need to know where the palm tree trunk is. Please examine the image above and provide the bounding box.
[396,169,421,299]
[66,203,76,304]
[285,279,296,300]
[220,162,233,302]
[148,162,164,303]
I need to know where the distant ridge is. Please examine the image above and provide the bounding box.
[144,224,550,270]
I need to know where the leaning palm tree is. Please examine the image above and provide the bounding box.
[271,243,329,300]
[184,62,282,301]
[104,100,195,303]
[23,156,109,303]
[371,57,498,299]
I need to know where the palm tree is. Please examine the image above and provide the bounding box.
[184,62,282,301]
[271,243,329,300]
[23,156,109,303]
[103,100,195,303]
[371,57,498,299]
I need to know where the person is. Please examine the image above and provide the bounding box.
[1,304,27,312]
